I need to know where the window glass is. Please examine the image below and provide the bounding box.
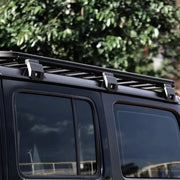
[114,104,180,178]
[16,93,76,176]
[15,93,97,177]
[75,100,96,175]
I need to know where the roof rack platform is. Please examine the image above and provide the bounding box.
[0,51,176,102]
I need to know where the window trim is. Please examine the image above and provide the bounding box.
[13,89,101,179]
[113,100,180,119]
[72,98,81,175]
[113,102,180,179]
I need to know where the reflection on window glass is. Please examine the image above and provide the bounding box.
[15,93,97,177]
[16,93,76,176]
[75,100,96,175]
[114,104,180,178]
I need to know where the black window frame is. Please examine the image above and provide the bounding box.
[13,90,101,179]
[113,102,180,179]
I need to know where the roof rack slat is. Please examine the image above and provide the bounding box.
[65,72,90,77]
[131,83,155,88]
[84,76,103,80]
[0,59,13,63]
[1,62,25,68]
[142,86,163,90]
[118,81,139,85]
[46,69,72,74]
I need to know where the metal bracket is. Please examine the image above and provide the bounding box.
[25,59,44,80]
[164,84,176,102]
[103,72,118,91]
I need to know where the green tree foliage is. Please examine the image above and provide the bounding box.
[0,0,179,76]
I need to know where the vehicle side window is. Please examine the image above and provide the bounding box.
[75,100,96,175]
[114,104,180,178]
[15,93,97,177]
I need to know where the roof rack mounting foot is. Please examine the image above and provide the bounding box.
[164,84,176,102]
[103,72,118,92]
[25,59,44,80]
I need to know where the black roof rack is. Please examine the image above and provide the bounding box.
[0,51,176,102]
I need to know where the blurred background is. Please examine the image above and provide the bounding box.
[0,0,179,93]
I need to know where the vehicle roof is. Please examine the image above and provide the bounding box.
[0,51,178,104]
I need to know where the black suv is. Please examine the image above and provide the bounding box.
[0,51,179,180]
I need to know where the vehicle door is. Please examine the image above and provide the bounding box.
[2,78,111,180]
[102,92,180,180]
